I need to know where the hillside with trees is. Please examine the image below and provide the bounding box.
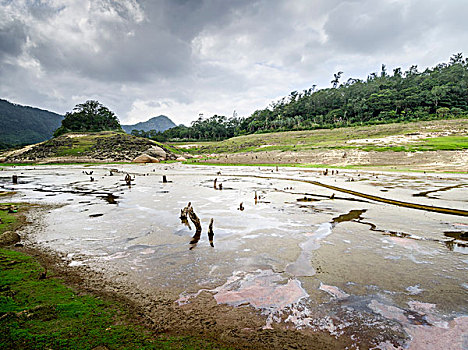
[145,54,468,142]
[0,99,63,149]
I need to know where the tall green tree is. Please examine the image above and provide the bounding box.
[54,100,122,137]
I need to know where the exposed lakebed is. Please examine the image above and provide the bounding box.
[1,163,467,349]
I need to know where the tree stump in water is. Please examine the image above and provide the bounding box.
[188,206,202,249]
[180,202,191,220]
[188,207,201,232]
[208,218,214,247]
[125,173,132,186]
[180,203,192,230]
[213,178,217,189]
[218,183,222,190]
[12,175,17,184]
[163,175,167,183]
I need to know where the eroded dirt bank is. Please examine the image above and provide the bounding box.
[197,149,468,172]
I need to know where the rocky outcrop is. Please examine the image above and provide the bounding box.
[0,231,20,246]
[145,146,167,159]
[1,132,179,163]
[132,154,160,163]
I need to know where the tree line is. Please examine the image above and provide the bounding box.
[133,54,468,142]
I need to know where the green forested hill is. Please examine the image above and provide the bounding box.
[122,115,176,134]
[0,99,63,148]
[150,54,468,142]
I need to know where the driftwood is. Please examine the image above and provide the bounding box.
[254,191,258,204]
[238,202,244,211]
[208,218,214,247]
[218,183,222,190]
[213,178,217,189]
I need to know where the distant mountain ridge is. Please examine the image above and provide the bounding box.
[0,99,63,148]
[122,115,176,134]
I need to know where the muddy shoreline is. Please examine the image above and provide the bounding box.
[3,163,467,349]
[14,206,350,350]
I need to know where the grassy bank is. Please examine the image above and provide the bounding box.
[0,205,226,350]
[173,119,468,154]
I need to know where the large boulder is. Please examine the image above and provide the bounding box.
[132,154,160,163]
[0,231,20,246]
[146,146,167,160]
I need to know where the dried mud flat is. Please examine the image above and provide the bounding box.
[2,163,468,349]
[199,149,468,172]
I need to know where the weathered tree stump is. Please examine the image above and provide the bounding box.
[163,175,167,183]
[12,175,17,184]
[125,173,132,186]
[214,178,217,189]
[180,202,191,220]
[208,218,214,247]
[188,207,202,232]
[188,206,202,249]
[180,202,192,229]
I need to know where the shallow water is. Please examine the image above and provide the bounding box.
[1,164,467,349]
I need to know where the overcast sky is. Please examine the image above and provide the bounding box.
[1,0,467,125]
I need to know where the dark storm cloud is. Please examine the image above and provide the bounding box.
[0,20,27,59]
[0,0,467,124]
